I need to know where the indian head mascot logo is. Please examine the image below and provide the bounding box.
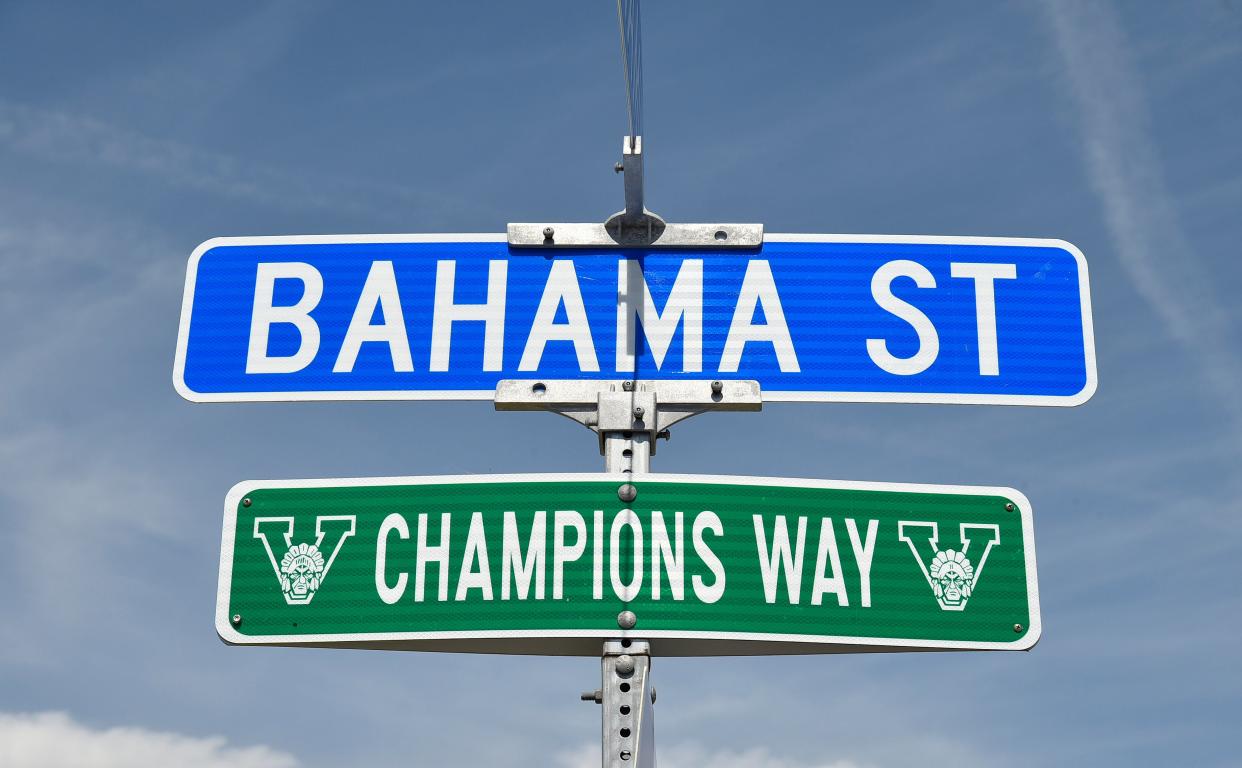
[253,516,356,605]
[929,549,974,608]
[899,522,999,611]
[280,542,326,603]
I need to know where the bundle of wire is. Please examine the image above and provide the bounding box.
[617,0,644,141]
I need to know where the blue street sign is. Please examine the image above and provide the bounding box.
[173,234,1096,405]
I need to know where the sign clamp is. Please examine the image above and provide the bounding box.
[494,379,761,473]
[508,135,763,249]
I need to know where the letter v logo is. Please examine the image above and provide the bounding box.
[254,516,356,605]
[898,522,1000,612]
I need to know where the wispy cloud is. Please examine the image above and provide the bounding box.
[0,712,299,768]
[1043,0,1242,433]
[0,200,190,665]
[555,742,869,768]
[0,99,479,223]
[0,99,291,208]
[118,3,312,123]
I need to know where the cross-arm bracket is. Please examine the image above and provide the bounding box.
[494,379,762,472]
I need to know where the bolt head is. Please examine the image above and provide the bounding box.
[711,380,723,393]
[231,614,242,626]
[1013,623,1024,633]
[620,750,632,761]
[242,498,252,507]
[622,380,634,391]
[1005,502,1015,512]
[615,654,636,676]
[633,406,645,419]
[617,484,637,503]
[614,162,624,173]
[542,226,555,239]
[617,609,637,629]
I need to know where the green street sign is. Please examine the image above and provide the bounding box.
[217,473,1040,654]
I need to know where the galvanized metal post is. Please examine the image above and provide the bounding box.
[600,383,649,764]
[599,426,653,765]
[598,640,655,767]
[502,142,766,767]
[497,380,761,768]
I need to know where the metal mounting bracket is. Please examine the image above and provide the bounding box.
[582,640,655,768]
[607,135,663,232]
[508,135,763,249]
[494,379,762,473]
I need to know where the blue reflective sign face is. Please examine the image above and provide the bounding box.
[174,234,1096,405]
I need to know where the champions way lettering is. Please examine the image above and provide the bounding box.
[368,509,881,608]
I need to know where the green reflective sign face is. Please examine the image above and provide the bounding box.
[217,474,1039,655]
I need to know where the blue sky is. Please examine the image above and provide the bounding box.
[1,1,1239,766]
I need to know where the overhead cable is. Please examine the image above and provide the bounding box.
[616,0,643,140]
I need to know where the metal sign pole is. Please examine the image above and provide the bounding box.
[585,640,655,768]
[503,121,766,765]
[499,382,751,767]
[598,378,652,768]
[496,378,761,767]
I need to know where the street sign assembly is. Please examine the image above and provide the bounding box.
[217,473,1039,654]
[175,233,1095,406]
[182,6,1089,761]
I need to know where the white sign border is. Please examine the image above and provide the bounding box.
[174,232,1097,407]
[216,472,1042,655]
